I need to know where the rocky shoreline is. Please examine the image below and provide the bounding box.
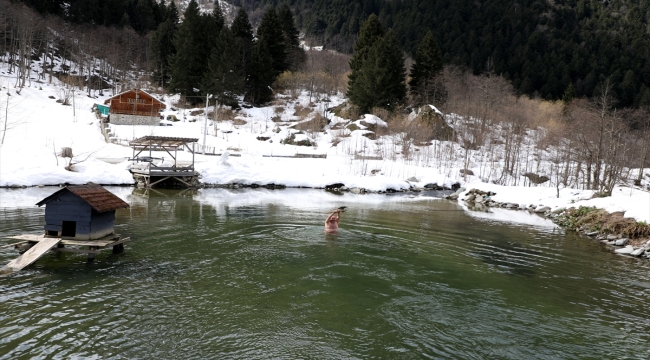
[451,188,650,260]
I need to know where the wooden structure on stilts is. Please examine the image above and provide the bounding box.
[1,184,130,273]
[129,136,199,189]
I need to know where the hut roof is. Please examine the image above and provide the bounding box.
[103,89,166,107]
[130,136,199,147]
[36,184,129,213]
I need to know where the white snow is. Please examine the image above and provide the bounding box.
[0,61,648,226]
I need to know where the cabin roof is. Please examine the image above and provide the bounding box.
[103,89,165,107]
[130,136,199,147]
[36,184,129,213]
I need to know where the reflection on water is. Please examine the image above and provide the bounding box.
[1,187,650,359]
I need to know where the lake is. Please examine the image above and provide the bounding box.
[1,187,649,359]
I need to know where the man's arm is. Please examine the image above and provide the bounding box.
[326,212,336,224]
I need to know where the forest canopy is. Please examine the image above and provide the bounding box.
[239,0,650,108]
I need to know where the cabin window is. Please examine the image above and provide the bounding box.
[61,221,76,237]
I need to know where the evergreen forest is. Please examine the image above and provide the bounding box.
[239,0,650,108]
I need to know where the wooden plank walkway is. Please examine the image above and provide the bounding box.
[2,234,131,274]
[8,234,120,247]
[1,237,61,272]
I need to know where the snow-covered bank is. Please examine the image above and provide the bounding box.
[0,64,648,227]
[455,182,650,223]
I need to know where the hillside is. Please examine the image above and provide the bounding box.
[239,0,650,107]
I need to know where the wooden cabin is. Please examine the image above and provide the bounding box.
[104,89,166,125]
[36,184,129,240]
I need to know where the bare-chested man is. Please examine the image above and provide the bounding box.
[325,209,341,233]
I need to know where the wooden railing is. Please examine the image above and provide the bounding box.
[110,109,162,116]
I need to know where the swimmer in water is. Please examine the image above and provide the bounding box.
[325,209,341,233]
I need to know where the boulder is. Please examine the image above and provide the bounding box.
[615,238,628,246]
[606,234,618,240]
[630,247,645,257]
[325,183,345,190]
[534,206,551,213]
[407,176,419,182]
[615,245,635,255]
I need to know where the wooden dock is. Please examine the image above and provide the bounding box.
[1,238,61,272]
[1,234,130,273]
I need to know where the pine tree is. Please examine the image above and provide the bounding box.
[168,0,205,100]
[245,41,276,105]
[204,28,244,107]
[409,31,446,107]
[150,1,178,88]
[278,3,306,71]
[168,0,226,101]
[230,8,254,72]
[347,14,384,112]
[256,6,287,77]
[352,30,406,112]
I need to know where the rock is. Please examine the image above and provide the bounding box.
[523,172,550,184]
[586,231,599,236]
[606,234,618,240]
[459,169,474,175]
[407,176,419,182]
[631,248,645,257]
[350,187,362,194]
[325,183,345,190]
[506,203,518,209]
[615,245,634,255]
[615,238,628,246]
[446,194,459,200]
[464,194,476,202]
[534,206,551,213]
[455,187,466,194]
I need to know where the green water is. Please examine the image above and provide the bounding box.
[1,188,649,359]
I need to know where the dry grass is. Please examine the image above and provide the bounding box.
[294,113,329,133]
[567,207,650,244]
[293,104,312,119]
[210,107,236,121]
[232,118,247,126]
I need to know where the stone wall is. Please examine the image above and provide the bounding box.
[110,114,160,126]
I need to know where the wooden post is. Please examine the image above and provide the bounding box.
[112,243,124,254]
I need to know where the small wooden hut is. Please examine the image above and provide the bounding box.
[104,89,166,125]
[36,184,129,240]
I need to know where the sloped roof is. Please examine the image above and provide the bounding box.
[103,89,165,107]
[130,136,198,147]
[36,184,129,213]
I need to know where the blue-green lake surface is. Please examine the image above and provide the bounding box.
[1,187,649,359]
